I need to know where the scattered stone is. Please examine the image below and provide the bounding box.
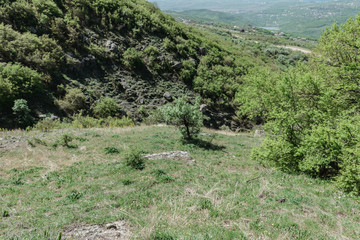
[63,221,130,240]
[105,40,119,53]
[163,92,172,101]
[200,133,211,136]
[254,130,265,137]
[200,104,208,114]
[39,114,47,119]
[50,115,59,121]
[144,151,195,165]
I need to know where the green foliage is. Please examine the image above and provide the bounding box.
[0,63,43,110]
[57,88,86,115]
[104,147,120,154]
[93,97,119,118]
[179,60,196,84]
[199,198,213,210]
[33,115,134,130]
[160,96,205,140]
[57,134,78,149]
[0,24,65,71]
[123,48,144,69]
[240,13,360,195]
[2,210,10,218]
[67,190,82,201]
[124,148,145,170]
[12,99,33,128]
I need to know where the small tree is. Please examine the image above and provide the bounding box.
[93,97,119,118]
[12,99,33,128]
[160,96,205,140]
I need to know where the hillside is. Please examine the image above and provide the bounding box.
[0,0,292,130]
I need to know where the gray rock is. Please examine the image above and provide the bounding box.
[64,221,131,240]
[144,151,195,165]
[254,130,265,137]
[163,92,172,101]
[50,115,59,121]
[105,40,119,53]
[200,104,208,113]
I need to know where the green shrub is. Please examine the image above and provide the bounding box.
[93,97,119,118]
[33,118,62,131]
[124,148,145,170]
[179,60,196,84]
[12,99,33,128]
[103,116,134,128]
[104,147,120,154]
[57,134,77,148]
[160,96,205,140]
[57,88,86,115]
[123,48,144,69]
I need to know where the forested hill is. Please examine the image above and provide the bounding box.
[0,0,291,129]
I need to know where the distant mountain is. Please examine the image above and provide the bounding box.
[151,0,360,38]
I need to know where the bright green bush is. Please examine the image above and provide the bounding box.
[93,97,119,118]
[160,96,205,140]
[12,99,33,128]
[0,63,43,110]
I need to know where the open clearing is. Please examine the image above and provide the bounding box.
[0,126,359,239]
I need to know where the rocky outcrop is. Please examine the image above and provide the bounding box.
[144,151,195,165]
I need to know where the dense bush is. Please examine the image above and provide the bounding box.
[93,97,119,118]
[0,63,43,110]
[57,88,86,115]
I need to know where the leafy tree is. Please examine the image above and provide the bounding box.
[160,96,205,140]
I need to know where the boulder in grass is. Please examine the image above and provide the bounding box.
[144,151,195,165]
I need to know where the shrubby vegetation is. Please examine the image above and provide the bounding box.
[160,97,205,140]
[238,15,360,195]
[93,97,119,118]
[0,0,284,129]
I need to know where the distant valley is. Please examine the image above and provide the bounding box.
[151,0,360,38]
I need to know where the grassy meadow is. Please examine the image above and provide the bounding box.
[0,126,360,239]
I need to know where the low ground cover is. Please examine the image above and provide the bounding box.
[0,126,359,239]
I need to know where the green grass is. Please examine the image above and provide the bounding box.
[0,126,360,239]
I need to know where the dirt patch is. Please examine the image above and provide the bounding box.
[63,221,131,240]
[278,45,312,54]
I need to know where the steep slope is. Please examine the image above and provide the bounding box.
[0,0,280,129]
